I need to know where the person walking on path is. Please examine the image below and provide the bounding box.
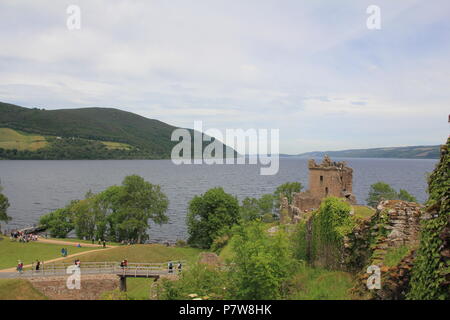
[168,261,173,274]
[35,260,41,271]
[177,261,182,274]
[17,261,23,273]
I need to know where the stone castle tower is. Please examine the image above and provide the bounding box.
[281,155,356,223]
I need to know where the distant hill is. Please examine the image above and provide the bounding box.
[283,145,441,159]
[0,101,234,160]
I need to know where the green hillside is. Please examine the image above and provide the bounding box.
[289,145,441,159]
[0,102,234,160]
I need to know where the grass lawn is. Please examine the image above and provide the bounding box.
[0,237,93,269]
[60,244,203,264]
[0,279,47,300]
[0,128,47,151]
[218,242,234,262]
[383,245,413,267]
[46,237,121,246]
[288,266,356,300]
[126,278,156,300]
[353,205,376,219]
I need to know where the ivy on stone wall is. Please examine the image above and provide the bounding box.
[407,138,449,300]
[293,197,354,269]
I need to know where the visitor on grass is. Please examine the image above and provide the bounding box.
[177,261,182,273]
[168,261,173,273]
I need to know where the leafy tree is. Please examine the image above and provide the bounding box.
[106,175,169,243]
[71,192,108,241]
[397,189,417,203]
[239,194,275,222]
[38,175,168,243]
[366,182,418,207]
[0,184,11,232]
[239,197,260,222]
[187,187,240,248]
[39,206,74,238]
[227,221,296,299]
[258,194,275,215]
[273,182,303,211]
[366,182,399,207]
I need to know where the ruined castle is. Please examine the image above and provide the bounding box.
[281,155,356,223]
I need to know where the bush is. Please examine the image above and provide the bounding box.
[227,221,296,299]
[155,263,228,300]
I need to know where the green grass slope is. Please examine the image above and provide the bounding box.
[293,145,440,159]
[60,244,202,264]
[0,101,236,159]
[0,279,47,300]
[0,101,179,157]
[0,237,92,269]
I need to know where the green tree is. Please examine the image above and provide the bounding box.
[71,192,108,241]
[39,206,74,238]
[258,194,275,215]
[227,221,296,299]
[239,194,275,222]
[366,182,418,207]
[366,182,398,207]
[397,189,417,203]
[38,175,168,242]
[107,175,169,243]
[0,184,11,232]
[187,187,240,248]
[239,197,260,222]
[274,182,303,205]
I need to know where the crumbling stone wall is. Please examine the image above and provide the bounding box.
[369,200,423,264]
[280,156,356,224]
[308,156,354,202]
[351,200,424,299]
[29,274,120,300]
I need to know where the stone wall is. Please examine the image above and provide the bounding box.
[351,200,424,299]
[29,274,120,300]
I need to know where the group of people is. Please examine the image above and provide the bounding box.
[16,259,42,273]
[10,231,38,242]
[168,261,182,274]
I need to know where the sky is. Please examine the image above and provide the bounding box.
[0,0,449,154]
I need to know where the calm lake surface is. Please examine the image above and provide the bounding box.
[0,158,438,242]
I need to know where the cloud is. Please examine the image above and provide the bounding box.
[0,0,448,153]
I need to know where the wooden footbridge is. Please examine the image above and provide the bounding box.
[0,261,185,291]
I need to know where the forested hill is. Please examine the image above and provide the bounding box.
[0,101,233,160]
[288,145,441,159]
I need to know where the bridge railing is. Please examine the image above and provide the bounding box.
[25,261,188,278]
